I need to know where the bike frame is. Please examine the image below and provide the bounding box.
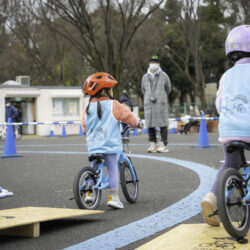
[118,152,137,181]
[242,165,250,205]
[224,158,250,206]
[93,163,110,191]
[91,151,137,191]
[81,125,138,193]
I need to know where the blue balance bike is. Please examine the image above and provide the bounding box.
[217,141,250,241]
[73,126,139,210]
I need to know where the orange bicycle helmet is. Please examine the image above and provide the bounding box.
[84,72,118,96]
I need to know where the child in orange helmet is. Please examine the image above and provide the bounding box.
[82,72,139,208]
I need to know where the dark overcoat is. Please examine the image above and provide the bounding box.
[141,70,171,128]
[119,93,133,109]
[5,105,19,122]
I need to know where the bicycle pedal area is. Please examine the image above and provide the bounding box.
[0,207,103,238]
[137,223,250,250]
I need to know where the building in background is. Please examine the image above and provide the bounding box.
[0,77,88,136]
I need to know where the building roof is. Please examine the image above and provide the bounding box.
[2,80,21,86]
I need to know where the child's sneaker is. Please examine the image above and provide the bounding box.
[201,192,220,226]
[0,188,14,198]
[85,191,95,203]
[107,195,124,209]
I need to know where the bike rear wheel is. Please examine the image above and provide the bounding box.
[217,168,250,239]
[120,159,138,203]
[73,167,102,210]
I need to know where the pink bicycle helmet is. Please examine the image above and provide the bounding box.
[225,25,250,56]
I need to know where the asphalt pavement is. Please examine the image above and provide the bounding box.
[0,132,233,250]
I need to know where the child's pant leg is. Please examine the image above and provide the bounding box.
[85,160,99,186]
[105,154,119,195]
[210,144,242,194]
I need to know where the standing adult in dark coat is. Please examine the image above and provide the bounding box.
[141,55,172,152]
[5,100,19,122]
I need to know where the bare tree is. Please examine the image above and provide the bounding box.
[163,0,207,109]
[38,0,164,93]
[4,0,82,85]
[0,1,10,78]
[222,0,250,24]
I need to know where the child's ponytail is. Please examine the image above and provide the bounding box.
[86,96,93,116]
[86,95,102,120]
[97,99,102,119]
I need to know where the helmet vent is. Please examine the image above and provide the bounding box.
[90,82,98,90]
[96,75,102,79]
[108,76,114,80]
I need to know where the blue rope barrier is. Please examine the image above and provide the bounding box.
[0,117,220,126]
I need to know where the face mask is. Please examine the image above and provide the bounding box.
[149,63,159,71]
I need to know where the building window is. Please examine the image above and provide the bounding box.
[53,98,79,116]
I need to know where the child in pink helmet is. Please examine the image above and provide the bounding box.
[201,25,250,226]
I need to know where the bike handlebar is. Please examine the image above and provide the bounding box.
[121,122,143,136]
[121,126,130,136]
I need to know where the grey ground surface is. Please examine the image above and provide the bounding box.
[0,132,236,250]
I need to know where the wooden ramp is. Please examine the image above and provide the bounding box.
[137,224,250,250]
[0,207,103,238]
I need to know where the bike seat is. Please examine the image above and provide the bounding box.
[88,153,105,164]
[225,141,250,153]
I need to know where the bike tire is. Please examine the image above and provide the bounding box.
[217,168,250,239]
[120,160,139,203]
[73,166,102,210]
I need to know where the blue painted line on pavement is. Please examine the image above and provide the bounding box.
[60,153,216,250]
[0,150,217,249]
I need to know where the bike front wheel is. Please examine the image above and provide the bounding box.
[217,168,250,239]
[73,166,102,210]
[120,160,139,203]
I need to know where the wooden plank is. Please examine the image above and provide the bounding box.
[137,224,250,250]
[0,207,103,237]
[0,222,40,238]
